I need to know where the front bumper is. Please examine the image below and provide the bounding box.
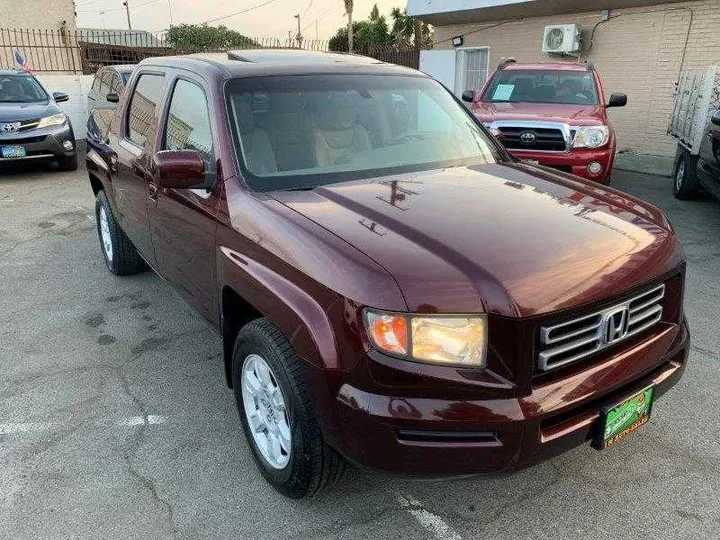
[510,147,615,184]
[0,122,76,163]
[332,319,689,476]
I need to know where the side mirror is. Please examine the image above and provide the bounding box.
[607,93,627,108]
[152,150,211,190]
[53,91,69,103]
[106,92,119,103]
[711,110,720,127]
[462,90,475,103]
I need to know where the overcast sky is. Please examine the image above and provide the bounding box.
[75,0,404,40]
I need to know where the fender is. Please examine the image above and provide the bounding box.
[218,246,340,371]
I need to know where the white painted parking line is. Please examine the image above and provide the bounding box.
[0,415,168,435]
[397,494,463,540]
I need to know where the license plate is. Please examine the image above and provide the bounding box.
[1,145,27,158]
[593,386,654,450]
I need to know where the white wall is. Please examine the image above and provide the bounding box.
[419,50,458,93]
[35,74,94,140]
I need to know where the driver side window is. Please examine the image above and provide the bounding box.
[163,79,213,167]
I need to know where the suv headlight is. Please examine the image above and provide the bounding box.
[363,310,487,368]
[572,126,609,149]
[37,113,67,129]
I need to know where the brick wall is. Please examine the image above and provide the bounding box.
[432,1,720,156]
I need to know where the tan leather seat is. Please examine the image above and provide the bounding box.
[312,101,371,167]
[233,97,277,175]
[266,93,315,171]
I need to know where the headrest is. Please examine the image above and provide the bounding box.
[317,105,357,131]
[233,97,254,134]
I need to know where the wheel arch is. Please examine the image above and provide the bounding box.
[218,247,340,389]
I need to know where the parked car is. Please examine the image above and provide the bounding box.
[668,65,720,200]
[463,60,627,184]
[86,65,135,146]
[86,51,689,499]
[0,69,77,170]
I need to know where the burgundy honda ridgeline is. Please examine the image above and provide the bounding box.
[86,51,689,499]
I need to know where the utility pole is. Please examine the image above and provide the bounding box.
[123,1,132,30]
[294,14,303,49]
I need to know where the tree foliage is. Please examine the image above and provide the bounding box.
[329,4,432,52]
[165,24,256,51]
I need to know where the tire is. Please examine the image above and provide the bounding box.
[232,318,346,499]
[94,190,146,276]
[673,148,699,200]
[58,154,78,171]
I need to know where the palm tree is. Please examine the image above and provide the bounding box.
[344,0,353,53]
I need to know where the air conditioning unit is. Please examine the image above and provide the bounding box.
[542,24,581,54]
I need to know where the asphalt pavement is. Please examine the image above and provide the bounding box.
[1,162,718,540]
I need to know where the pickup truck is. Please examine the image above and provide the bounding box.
[86,50,689,499]
[668,65,720,201]
[462,60,627,184]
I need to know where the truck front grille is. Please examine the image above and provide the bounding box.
[498,127,567,152]
[538,284,665,372]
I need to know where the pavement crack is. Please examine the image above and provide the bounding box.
[116,366,177,538]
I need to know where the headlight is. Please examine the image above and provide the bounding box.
[37,113,67,129]
[364,310,487,368]
[572,126,609,149]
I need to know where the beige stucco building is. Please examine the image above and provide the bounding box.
[411,0,720,156]
[0,0,76,30]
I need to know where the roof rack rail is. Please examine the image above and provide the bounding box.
[497,58,516,70]
[585,60,595,72]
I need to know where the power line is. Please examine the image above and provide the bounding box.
[76,0,159,13]
[300,0,313,21]
[201,0,281,25]
[302,5,334,33]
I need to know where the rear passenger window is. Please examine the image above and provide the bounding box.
[163,79,213,164]
[126,73,164,148]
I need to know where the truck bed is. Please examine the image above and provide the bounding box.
[668,65,720,155]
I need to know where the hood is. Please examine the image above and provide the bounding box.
[473,101,606,126]
[270,164,683,317]
[0,100,58,122]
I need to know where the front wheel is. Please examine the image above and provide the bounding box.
[673,148,699,200]
[232,318,346,498]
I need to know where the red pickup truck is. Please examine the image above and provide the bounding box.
[463,61,627,184]
[86,51,688,499]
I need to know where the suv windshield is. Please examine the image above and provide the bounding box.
[0,74,48,103]
[483,70,599,106]
[226,74,503,191]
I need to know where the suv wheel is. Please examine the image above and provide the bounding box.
[94,190,146,275]
[673,149,699,200]
[232,318,346,498]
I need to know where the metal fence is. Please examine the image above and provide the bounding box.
[0,28,421,74]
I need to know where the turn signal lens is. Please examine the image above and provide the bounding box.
[412,317,487,367]
[365,311,408,356]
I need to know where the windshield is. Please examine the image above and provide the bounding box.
[226,74,503,191]
[482,70,599,106]
[0,74,48,103]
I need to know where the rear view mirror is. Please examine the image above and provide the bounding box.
[462,90,475,103]
[152,150,212,190]
[607,93,627,108]
[106,92,119,103]
[712,110,720,127]
[53,91,69,103]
